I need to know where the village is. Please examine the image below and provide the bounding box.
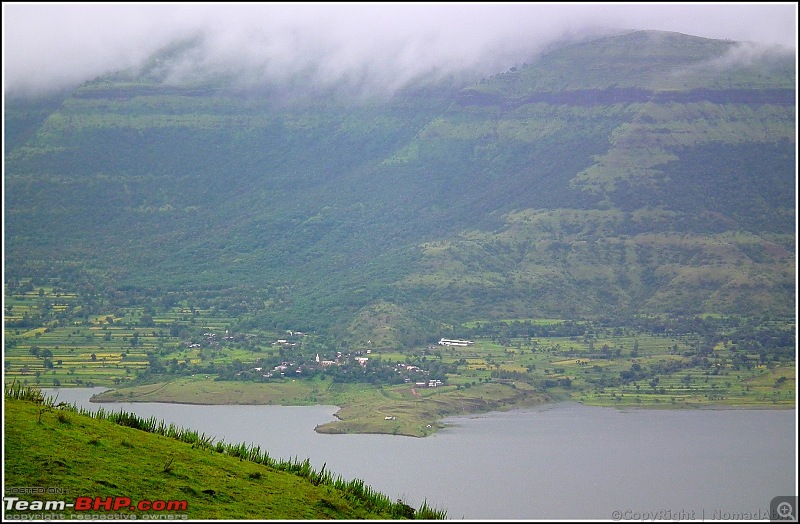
[184,330,453,385]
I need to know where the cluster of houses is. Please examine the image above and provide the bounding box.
[185,330,258,349]
[237,348,448,387]
[391,363,443,387]
[201,330,456,386]
[313,352,370,367]
[251,349,374,379]
[272,331,307,347]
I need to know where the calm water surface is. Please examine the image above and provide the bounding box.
[42,388,796,520]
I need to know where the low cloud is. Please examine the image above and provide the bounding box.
[710,41,797,70]
[3,3,796,98]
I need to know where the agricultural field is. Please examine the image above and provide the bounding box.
[5,286,795,437]
[427,328,795,408]
[92,316,795,436]
[3,286,280,388]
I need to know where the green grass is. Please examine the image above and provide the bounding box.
[90,322,795,436]
[91,376,552,438]
[6,286,794,438]
[3,289,280,388]
[4,384,446,519]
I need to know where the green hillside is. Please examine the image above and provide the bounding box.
[4,30,796,347]
[4,386,445,519]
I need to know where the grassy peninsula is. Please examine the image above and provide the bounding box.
[87,315,795,438]
[7,286,794,438]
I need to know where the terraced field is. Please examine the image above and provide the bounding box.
[5,287,794,437]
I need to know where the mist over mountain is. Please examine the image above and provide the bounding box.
[4,30,796,347]
[4,3,796,98]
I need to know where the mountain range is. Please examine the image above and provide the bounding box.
[4,30,796,347]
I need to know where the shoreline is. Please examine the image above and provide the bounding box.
[81,381,795,438]
[89,392,797,411]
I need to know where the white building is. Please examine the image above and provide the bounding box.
[438,338,474,346]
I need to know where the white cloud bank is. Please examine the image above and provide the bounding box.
[3,3,797,97]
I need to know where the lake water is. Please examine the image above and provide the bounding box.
[41,388,796,520]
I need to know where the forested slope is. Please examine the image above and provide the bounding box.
[5,30,795,345]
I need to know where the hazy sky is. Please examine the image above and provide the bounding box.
[3,2,797,97]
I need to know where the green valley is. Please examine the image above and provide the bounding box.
[5,285,794,437]
[4,29,796,433]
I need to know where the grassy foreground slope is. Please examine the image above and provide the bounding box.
[3,388,445,519]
